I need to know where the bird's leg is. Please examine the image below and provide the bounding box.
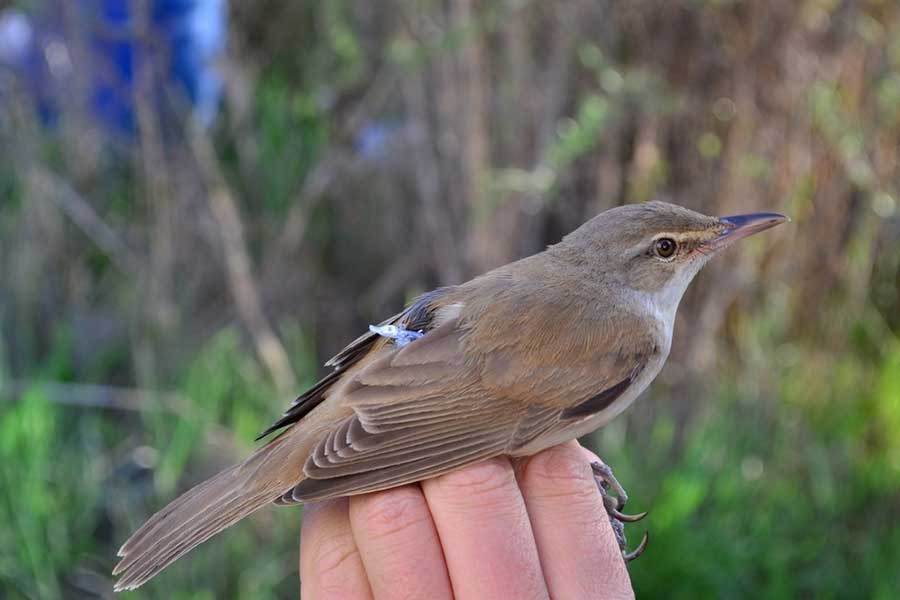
[590,460,649,562]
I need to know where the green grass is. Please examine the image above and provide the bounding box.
[0,328,310,599]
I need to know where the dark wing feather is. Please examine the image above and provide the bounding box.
[324,287,451,369]
[560,368,643,419]
[256,287,453,439]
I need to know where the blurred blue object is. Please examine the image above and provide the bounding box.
[0,0,225,135]
[0,9,33,64]
[356,122,395,158]
[92,0,226,132]
[355,120,410,162]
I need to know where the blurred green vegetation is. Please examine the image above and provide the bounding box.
[2,0,900,598]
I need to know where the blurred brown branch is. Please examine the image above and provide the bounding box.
[188,121,297,395]
[1,380,188,413]
[27,166,141,275]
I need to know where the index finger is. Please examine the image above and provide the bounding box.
[420,457,550,600]
[518,442,633,599]
[300,499,373,600]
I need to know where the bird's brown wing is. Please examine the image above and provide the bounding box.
[278,319,561,502]
[256,287,454,439]
[277,293,659,502]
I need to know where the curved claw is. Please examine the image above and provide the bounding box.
[610,508,648,523]
[623,532,649,562]
[591,461,628,508]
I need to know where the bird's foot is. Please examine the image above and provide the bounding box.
[590,460,649,562]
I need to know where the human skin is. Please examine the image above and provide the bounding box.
[299,440,635,599]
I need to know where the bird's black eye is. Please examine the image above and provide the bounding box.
[654,237,677,259]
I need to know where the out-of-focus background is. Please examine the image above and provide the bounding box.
[1,0,898,597]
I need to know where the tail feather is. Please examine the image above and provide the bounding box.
[113,445,292,591]
[117,463,241,558]
[114,491,275,591]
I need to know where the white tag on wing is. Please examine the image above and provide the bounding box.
[368,324,425,347]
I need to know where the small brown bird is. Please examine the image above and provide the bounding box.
[113,201,787,590]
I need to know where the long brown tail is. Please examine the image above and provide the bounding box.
[112,441,291,591]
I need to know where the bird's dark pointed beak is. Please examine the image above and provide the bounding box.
[708,211,789,250]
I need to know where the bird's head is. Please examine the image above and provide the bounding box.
[559,200,788,318]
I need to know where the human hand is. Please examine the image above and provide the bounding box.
[299,440,635,599]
